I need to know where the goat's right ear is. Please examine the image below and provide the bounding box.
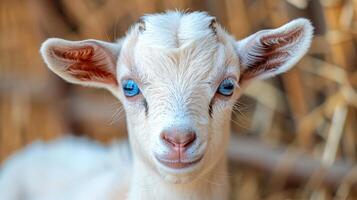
[40,38,121,90]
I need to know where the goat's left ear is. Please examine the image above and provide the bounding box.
[236,18,313,84]
[40,38,121,91]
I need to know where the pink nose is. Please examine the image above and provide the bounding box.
[161,128,196,150]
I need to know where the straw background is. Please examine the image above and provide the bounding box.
[0,0,356,199]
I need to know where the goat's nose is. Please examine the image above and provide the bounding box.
[161,128,196,149]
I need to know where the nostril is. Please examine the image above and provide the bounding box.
[181,132,196,147]
[161,129,197,148]
[163,135,177,147]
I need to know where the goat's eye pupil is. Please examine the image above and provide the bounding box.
[217,79,235,96]
[123,80,140,97]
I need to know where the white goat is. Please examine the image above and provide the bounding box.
[0,11,313,200]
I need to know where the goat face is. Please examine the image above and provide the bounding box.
[40,11,313,184]
[119,30,239,183]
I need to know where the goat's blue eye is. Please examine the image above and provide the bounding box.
[123,80,140,97]
[217,79,235,96]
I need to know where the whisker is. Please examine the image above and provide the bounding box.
[107,106,125,125]
[230,117,249,129]
[232,108,249,123]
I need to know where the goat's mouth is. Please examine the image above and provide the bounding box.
[155,154,203,170]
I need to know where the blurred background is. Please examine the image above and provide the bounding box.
[0,0,357,199]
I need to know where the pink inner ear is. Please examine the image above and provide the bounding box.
[240,27,303,83]
[53,46,117,85]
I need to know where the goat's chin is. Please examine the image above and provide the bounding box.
[162,173,197,184]
[154,158,206,184]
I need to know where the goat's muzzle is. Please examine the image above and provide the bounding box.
[155,128,203,169]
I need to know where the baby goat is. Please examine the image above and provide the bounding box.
[0,11,313,200]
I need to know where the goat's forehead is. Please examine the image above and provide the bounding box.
[134,40,233,86]
[118,11,239,85]
[139,11,216,49]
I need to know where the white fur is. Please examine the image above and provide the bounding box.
[0,137,131,200]
[0,11,313,200]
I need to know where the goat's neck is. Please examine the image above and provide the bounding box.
[127,155,229,200]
